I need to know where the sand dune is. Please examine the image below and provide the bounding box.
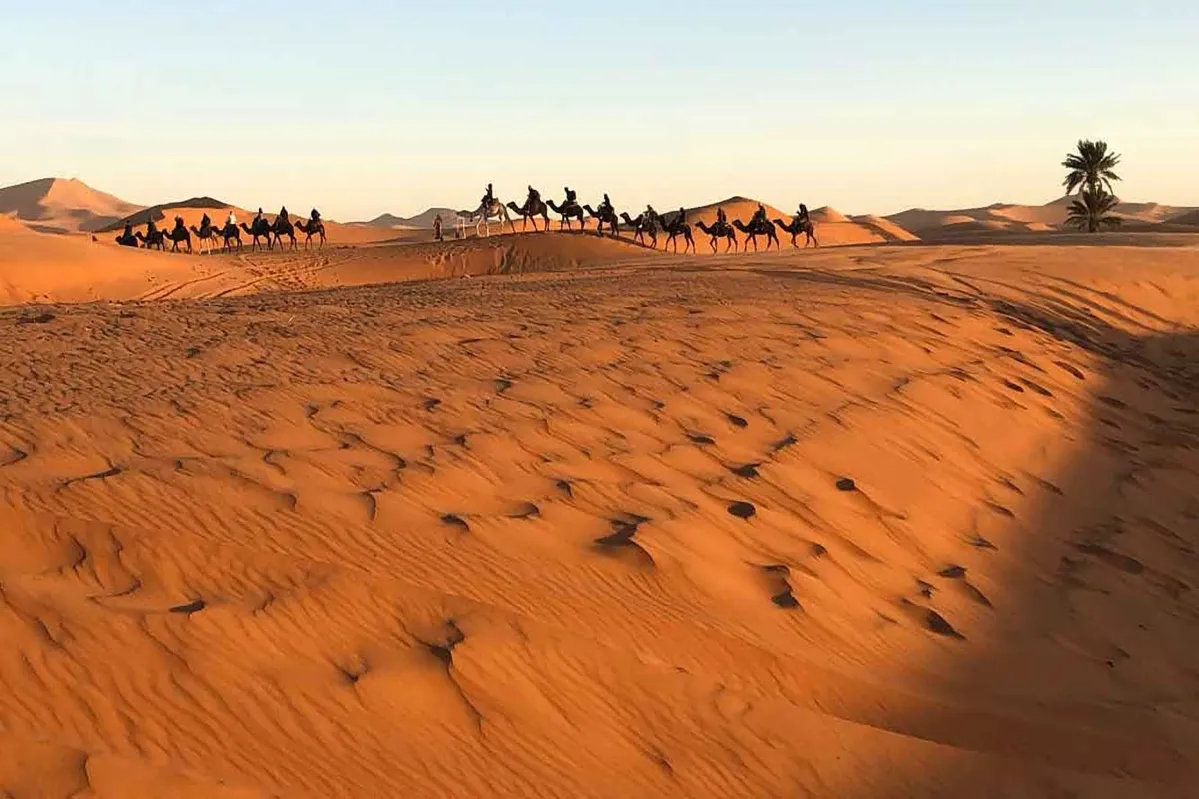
[889,196,1199,239]
[0,177,143,234]
[850,214,921,243]
[1,232,1198,796]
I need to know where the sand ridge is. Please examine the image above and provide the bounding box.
[0,178,143,234]
[0,239,1197,796]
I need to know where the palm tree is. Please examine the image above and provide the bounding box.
[1065,188,1122,233]
[1062,139,1121,195]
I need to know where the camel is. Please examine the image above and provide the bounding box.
[114,229,139,248]
[135,228,166,251]
[162,221,192,254]
[239,218,274,250]
[732,217,780,251]
[217,223,243,253]
[660,214,696,254]
[619,211,659,249]
[774,216,818,248]
[272,217,297,250]
[457,197,516,238]
[505,195,550,232]
[547,197,586,231]
[295,218,326,249]
[583,204,620,237]
[695,220,738,253]
[189,218,223,255]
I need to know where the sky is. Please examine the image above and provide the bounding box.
[1,1,1197,221]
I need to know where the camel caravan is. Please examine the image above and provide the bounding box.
[455,184,819,252]
[113,207,326,254]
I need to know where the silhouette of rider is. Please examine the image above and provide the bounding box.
[527,185,541,205]
[146,217,158,236]
[310,208,321,223]
[751,203,768,228]
[172,215,185,231]
[598,193,613,216]
[200,213,212,229]
[796,203,810,226]
[564,187,578,207]
[716,206,728,229]
[279,207,290,225]
[119,223,135,245]
[254,208,264,226]
[482,183,494,207]
[676,207,687,227]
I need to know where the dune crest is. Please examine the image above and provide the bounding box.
[0,177,143,234]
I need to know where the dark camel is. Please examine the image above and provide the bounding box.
[660,214,695,254]
[547,198,586,231]
[583,203,620,237]
[695,220,738,253]
[240,218,273,250]
[295,218,326,249]
[619,212,659,248]
[114,226,139,248]
[732,218,780,251]
[218,223,243,253]
[135,228,166,251]
[272,217,297,250]
[774,216,818,248]
[163,218,192,253]
[506,194,550,232]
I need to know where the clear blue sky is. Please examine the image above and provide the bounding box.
[2,1,1196,220]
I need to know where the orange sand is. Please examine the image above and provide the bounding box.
[1,227,1198,797]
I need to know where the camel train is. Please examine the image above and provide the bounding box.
[458,184,818,252]
[113,207,326,254]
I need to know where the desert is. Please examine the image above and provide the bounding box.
[4,5,1199,795]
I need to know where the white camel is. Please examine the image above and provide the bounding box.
[457,197,516,238]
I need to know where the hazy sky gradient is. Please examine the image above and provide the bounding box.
[2,1,1196,220]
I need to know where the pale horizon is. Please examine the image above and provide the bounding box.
[3,1,1197,221]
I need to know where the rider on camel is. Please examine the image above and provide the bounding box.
[564,187,578,208]
[172,215,185,232]
[751,203,769,228]
[716,206,728,230]
[527,185,541,206]
[676,207,687,228]
[200,213,212,230]
[146,216,158,237]
[117,223,136,246]
[254,208,264,226]
[796,203,810,226]
[279,207,290,225]
[598,193,614,217]
[482,183,494,208]
[310,208,321,225]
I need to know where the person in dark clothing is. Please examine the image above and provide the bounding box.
[146,217,158,237]
[310,208,321,223]
[200,213,212,229]
[716,206,728,229]
[751,203,768,228]
[796,203,810,226]
[278,207,290,225]
[598,193,614,217]
[527,185,541,205]
[433,214,444,242]
[481,183,494,207]
[254,208,264,225]
[172,215,185,232]
[676,207,687,227]
[564,187,578,207]
[116,223,137,247]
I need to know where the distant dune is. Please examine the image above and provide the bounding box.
[888,196,1198,239]
[0,177,143,234]
[355,208,460,229]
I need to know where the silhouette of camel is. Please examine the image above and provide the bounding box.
[217,223,242,253]
[583,204,620,237]
[733,217,780,251]
[458,197,516,237]
[240,219,274,250]
[774,216,818,248]
[135,228,166,251]
[506,196,550,232]
[189,219,222,255]
[660,214,696,254]
[619,212,659,249]
[114,230,139,248]
[695,220,738,253]
[162,220,192,253]
[295,219,326,249]
[547,198,586,232]
[272,217,297,250]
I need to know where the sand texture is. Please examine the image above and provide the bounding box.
[1,233,1198,796]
